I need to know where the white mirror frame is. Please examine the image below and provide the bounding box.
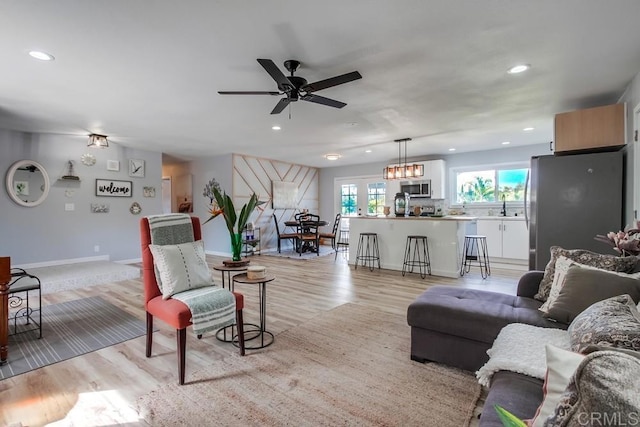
[5,160,50,207]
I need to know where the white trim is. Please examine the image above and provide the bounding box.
[449,162,530,208]
[115,258,141,264]
[14,255,110,269]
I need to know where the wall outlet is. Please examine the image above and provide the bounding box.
[65,203,75,211]
[94,245,100,253]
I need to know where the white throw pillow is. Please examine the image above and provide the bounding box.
[149,240,213,299]
[530,345,585,427]
[539,256,574,313]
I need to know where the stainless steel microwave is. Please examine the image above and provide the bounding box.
[400,180,432,198]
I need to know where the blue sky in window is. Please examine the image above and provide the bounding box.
[498,169,527,187]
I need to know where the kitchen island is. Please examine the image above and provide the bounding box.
[348,216,477,278]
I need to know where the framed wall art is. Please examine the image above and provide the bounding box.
[91,203,110,213]
[143,186,156,197]
[272,181,298,209]
[95,179,132,197]
[129,159,145,177]
[107,160,120,171]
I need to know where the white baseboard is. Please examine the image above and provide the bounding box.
[14,255,110,270]
[115,258,141,264]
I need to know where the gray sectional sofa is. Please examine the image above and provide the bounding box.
[407,271,566,426]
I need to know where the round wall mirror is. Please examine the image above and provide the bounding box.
[5,160,50,207]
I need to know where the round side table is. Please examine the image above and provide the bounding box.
[212,264,259,343]
[232,273,276,349]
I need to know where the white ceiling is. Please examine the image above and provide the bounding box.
[2,1,640,168]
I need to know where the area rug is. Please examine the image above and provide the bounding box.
[0,296,146,380]
[24,261,140,294]
[136,303,482,426]
[263,244,335,260]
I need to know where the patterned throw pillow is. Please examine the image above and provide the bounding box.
[568,294,640,354]
[544,349,640,427]
[149,240,213,299]
[534,246,639,302]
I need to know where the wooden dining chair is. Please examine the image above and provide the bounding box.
[140,215,245,385]
[297,214,321,256]
[273,213,299,253]
[320,213,341,250]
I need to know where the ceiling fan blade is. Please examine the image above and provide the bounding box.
[271,97,291,114]
[257,59,294,90]
[301,94,346,109]
[302,71,362,93]
[218,91,281,95]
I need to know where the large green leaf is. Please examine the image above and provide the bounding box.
[494,405,527,427]
[207,187,258,235]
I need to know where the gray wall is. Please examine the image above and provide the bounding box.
[0,129,163,265]
[190,154,233,255]
[319,143,551,222]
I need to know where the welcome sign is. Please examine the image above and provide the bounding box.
[95,179,132,197]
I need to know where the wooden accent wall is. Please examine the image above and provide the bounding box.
[232,154,319,252]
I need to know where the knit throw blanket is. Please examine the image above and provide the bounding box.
[147,214,236,335]
[147,213,195,245]
[172,287,235,335]
[475,323,570,387]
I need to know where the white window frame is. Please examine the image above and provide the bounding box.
[449,161,530,208]
[334,175,389,226]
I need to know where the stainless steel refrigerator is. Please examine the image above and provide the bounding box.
[527,150,624,271]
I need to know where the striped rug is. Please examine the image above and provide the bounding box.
[1,296,146,380]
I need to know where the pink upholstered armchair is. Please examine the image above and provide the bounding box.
[140,216,245,385]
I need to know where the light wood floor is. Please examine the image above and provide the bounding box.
[1,251,525,427]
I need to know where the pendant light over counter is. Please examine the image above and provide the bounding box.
[383,138,424,180]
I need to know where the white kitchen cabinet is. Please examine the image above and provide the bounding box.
[424,159,446,199]
[476,218,528,260]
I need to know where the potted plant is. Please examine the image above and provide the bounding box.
[203,179,259,265]
[594,220,640,256]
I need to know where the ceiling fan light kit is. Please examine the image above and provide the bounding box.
[383,138,424,180]
[218,59,362,115]
[87,133,109,148]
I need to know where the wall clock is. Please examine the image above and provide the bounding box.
[81,153,96,166]
[129,159,145,177]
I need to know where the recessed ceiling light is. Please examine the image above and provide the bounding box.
[523,127,534,131]
[271,125,281,130]
[28,51,55,61]
[448,148,456,152]
[502,141,511,145]
[507,64,530,74]
[365,149,372,153]
[325,154,341,161]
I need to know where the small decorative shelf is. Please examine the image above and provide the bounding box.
[58,161,81,182]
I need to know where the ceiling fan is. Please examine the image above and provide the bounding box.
[218,59,362,114]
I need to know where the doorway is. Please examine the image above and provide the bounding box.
[161,177,172,214]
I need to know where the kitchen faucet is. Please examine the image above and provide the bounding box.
[500,195,507,217]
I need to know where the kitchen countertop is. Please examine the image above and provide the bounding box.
[474,216,526,221]
[351,215,477,221]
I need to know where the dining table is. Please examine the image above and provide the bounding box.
[284,217,329,253]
